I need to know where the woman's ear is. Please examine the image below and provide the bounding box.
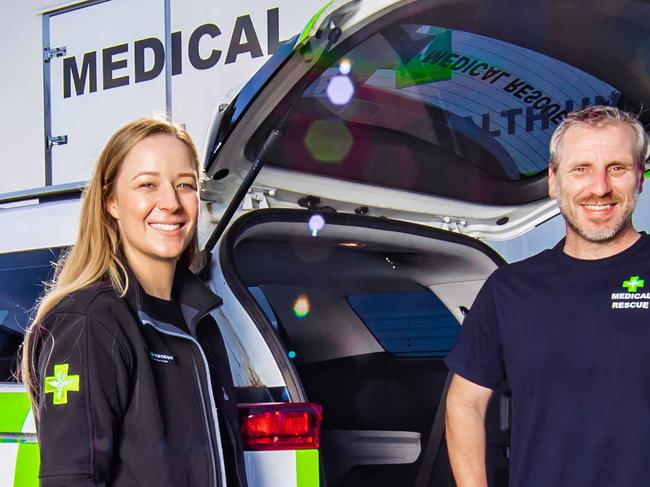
[106,196,120,220]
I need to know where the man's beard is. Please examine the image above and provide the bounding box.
[554,180,639,243]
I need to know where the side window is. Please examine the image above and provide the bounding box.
[348,291,460,357]
[0,247,64,382]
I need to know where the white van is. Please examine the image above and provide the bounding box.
[1,0,648,485]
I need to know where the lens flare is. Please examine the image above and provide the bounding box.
[308,214,325,237]
[326,75,355,105]
[339,58,352,75]
[304,119,353,163]
[293,295,311,318]
[288,351,297,360]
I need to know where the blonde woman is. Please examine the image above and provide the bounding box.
[21,118,247,486]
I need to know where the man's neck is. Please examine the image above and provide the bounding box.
[123,249,176,300]
[563,224,641,260]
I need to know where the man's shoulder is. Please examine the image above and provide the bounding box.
[490,247,558,283]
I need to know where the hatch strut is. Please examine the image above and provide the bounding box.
[194,23,343,277]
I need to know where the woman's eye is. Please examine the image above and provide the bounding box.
[138,182,155,189]
[178,182,197,190]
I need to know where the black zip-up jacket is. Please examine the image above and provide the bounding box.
[34,263,248,486]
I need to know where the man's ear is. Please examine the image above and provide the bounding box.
[548,165,557,199]
[638,166,645,194]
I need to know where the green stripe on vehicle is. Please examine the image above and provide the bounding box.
[0,392,31,432]
[14,443,39,487]
[296,449,319,487]
[297,0,335,45]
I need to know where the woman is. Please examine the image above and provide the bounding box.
[20,117,247,486]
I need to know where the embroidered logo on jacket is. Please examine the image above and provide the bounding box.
[44,363,80,405]
[149,351,176,364]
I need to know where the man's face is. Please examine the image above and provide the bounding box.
[548,122,643,243]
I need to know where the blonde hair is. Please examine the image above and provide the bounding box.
[20,116,201,411]
[549,105,648,171]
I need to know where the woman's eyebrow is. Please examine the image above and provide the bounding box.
[131,171,159,181]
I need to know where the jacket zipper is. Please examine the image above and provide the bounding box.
[140,315,227,487]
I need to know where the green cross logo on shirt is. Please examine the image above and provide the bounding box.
[622,276,645,292]
[44,363,80,405]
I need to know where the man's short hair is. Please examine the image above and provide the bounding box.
[548,105,648,172]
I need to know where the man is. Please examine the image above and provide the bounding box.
[444,105,649,487]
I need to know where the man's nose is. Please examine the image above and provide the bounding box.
[158,183,181,212]
[589,169,612,197]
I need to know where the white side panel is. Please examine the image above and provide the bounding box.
[0,199,80,253]
[244,450,296,487]
[49,0,166,184]
[0,444,18,487]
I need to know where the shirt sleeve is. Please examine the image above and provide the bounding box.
[36,311,133,486]
[444,274,505,389]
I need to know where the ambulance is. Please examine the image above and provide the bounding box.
[1,0,649,485]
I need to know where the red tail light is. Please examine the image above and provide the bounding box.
[238,402,323,451]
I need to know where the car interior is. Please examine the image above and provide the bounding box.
[224,209,512,486]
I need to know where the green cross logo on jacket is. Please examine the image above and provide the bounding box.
[45,363,80,405]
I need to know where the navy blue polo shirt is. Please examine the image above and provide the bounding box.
[445,233,650,487]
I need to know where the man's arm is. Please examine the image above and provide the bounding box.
[445,373,494,487]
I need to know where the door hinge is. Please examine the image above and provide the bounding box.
[441,216,467,233]
[44,46,67,63]
[47,135,68,150]
[243,187,276,210]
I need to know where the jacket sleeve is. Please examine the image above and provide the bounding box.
[36,311,133,486]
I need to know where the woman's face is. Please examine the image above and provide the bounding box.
[107,133,199,267]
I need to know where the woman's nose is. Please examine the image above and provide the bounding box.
[158,183,181,212]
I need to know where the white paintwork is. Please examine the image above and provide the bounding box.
[22,410,37,435]
[252,166,560,241]
[0,444,18,487]
[244,450,296,487]
[0,198,79,254]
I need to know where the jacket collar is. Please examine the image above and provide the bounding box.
[119,253,222,334]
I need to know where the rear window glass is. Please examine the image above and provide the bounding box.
[348,291,460,357]
[0,247,63,381]
[250,21,619,205]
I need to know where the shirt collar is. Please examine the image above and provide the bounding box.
[119,253,222,320]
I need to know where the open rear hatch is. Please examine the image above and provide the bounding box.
[200,1,649,485]
[201,0,649,244]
